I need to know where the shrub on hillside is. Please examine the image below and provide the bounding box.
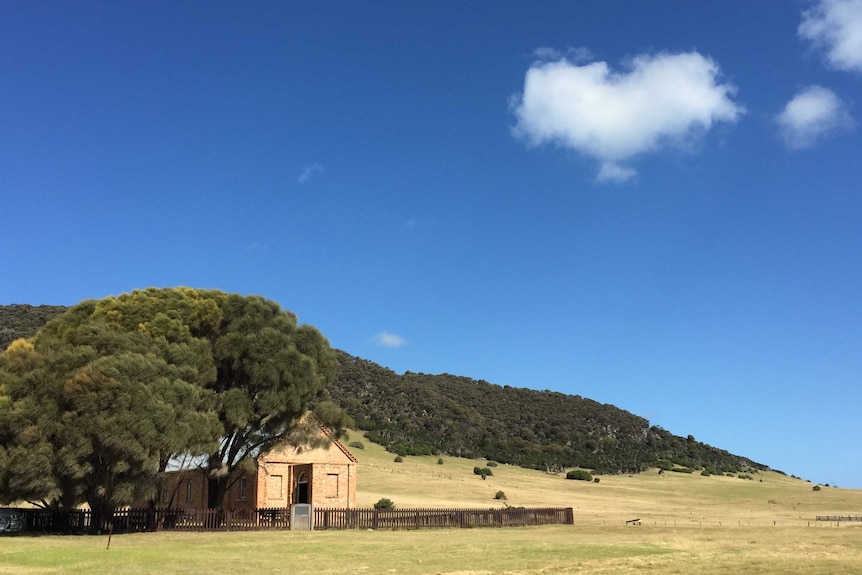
[494,490,507,500]
[348,440,365,450]
[813,485,821,491]
[394,456,403,463]
[374,498,395,509]
[566,469,593,481]
[474,466,493,480]
[593,477,600,483]
[701,469,712,477]
[486,461,498,467]
[437,458,444,465]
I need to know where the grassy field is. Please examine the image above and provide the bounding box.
[2,432,862,574]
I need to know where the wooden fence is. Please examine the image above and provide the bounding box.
[315,507,573,530]
[816,515,862,522]
[17,506,573,534]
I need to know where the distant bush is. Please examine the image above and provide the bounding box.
[494,490,507,500]
[593,477,600,483]
[486,461,498,468]
[671,467,694,474]
[348,441,365,450]
[437,458,444,465]
[656,460,674,471]
[474,466,493,480]
[701,470,712,477]
[394,456,403,463]
[813,485,821,492]
[374,498,395,509]
[566,469,593,481]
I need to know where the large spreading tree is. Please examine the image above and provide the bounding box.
[0,287,344,527]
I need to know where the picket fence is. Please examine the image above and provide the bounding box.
[18,506,574,534]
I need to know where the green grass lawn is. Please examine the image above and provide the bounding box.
[3,432,862,574]
[3,525,862,575]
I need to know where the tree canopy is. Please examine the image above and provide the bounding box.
[0,288,341,525]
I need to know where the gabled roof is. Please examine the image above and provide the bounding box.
[261,412,358,464]
[319,425,359,464]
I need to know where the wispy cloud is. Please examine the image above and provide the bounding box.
[298,163,324,184]
[402,217,417,231]
[532,46,593,63]
[799,0,862,73]
[777,85,854,149]
[245,241,268,254]
[373,331,408,348]
[511,51,744,182]
[596,162,637,183]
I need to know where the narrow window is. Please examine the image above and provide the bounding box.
[239,477,248,500]
[186,479,194,503]
[162,486,170,504]
[326,473,339,498]
[268,475,283,500]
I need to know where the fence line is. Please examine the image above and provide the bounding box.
[17,506,573,535]
[816,515,862,522]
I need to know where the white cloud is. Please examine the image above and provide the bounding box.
[298,163,324,183]
[799,0,862,72]
[511,51,744,181]
[596,162,637,183]
[374,331,408,348]
[776,85,854,149]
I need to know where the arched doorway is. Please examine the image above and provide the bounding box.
[295,472,309,504]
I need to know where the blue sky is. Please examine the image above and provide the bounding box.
[2,1,861,488]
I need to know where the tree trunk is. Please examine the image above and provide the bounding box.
[87,497,114,535]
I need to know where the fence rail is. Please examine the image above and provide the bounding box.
[16,506,573,535]
[816,515,862,522]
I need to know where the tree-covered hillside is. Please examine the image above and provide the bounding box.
[0,304,68,350]
[329,350,766,474]
[1,304,767,476]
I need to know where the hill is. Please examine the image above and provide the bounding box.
[347,428,855,526]
[329,350,765,475]
[1,303,767,476]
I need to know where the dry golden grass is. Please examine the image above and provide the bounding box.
[349,431,861,528]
